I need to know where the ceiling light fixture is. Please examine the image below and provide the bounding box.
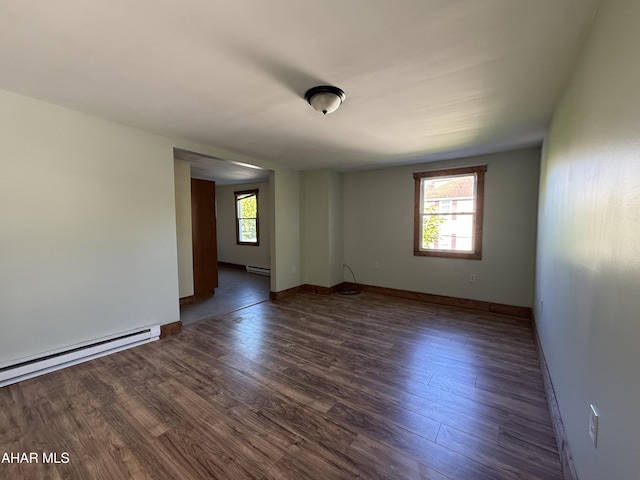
[304,85,345,115]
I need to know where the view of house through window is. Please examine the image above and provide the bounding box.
[413,165,486,259]
[235,189,259,245]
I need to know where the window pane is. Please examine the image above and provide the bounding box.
[238,195,257,219]
[422,214,473,251]
[239,219,257,243]
[421,213,443,249]
[423,175,476,214]
[413,165,485,259]
[235,189,259,245]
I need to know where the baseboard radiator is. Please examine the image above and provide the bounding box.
[246,265,271,276]
[0,325,160,388]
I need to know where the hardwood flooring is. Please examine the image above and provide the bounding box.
[180,264,270,325]
[0,292,562,479]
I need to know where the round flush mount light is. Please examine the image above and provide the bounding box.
[304,85,346,115]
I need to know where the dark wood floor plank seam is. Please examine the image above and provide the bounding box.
[0,290,563,480]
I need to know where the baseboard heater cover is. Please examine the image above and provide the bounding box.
[246,265,271,276]
[0,325,160,388]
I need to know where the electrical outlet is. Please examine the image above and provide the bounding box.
[469,274,476,283]
[373,262,379,269]
[589,404,599,447]
[292,265,297,274]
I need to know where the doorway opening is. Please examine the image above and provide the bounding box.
[174,148,272,325]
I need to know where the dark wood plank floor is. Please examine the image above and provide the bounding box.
[180,264,270,325]
[0,292,562,479]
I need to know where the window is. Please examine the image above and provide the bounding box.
[235,189,259,245]
[413,165,486,259]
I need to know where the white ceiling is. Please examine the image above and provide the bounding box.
[174,148,269,185]
[0,0,599,178]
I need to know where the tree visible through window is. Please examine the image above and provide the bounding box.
[235,189,259,245]
[413,165,486,259]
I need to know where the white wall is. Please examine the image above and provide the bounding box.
[328,170,344,287]
[173,159,194,298]
[535,1,640,478]
[216,181,270,269]
[344,147,540,307]
[302,170,330,286]
[0,89,180,365]
[302,170,344,288]
[271,167,302,292]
